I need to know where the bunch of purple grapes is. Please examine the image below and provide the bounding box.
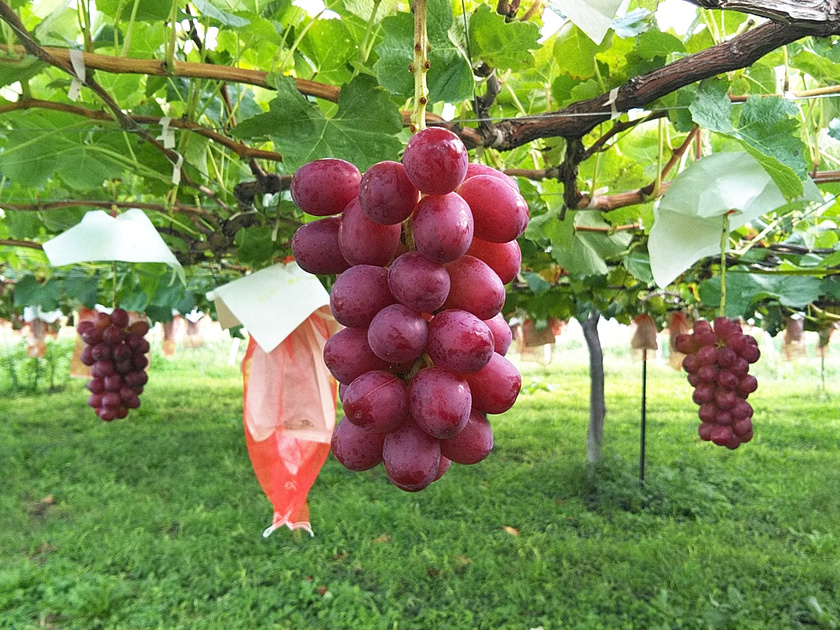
[77,308,150,422]
[290,127,528,492]
[675,317,760,449]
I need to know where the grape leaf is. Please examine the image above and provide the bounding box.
[96,0,173,21]
[700,273,823,315]
[528,205,631,276]
[689,78,734,134]
[190,0,251,27]
[736,96,808,179]
[738,142,803,200]
[690,85,806,198]
[232,74,402,171]
[374,0,472,104]
[298,19,357,85]
[552,22,604,79]
[469,4,540,73]
[63,273,99,308]
[633,29,684,60]
[13,274,62,311]
[0,55,44,89]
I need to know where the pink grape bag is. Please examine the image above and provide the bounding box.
[241,306,339,537]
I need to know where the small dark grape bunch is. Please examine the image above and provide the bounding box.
[77,309,150,422]
[675,317,760,449]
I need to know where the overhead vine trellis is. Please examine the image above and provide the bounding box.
[3,0,840,305]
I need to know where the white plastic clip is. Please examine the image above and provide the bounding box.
[157,117,176,149]
[170,152,184,185]
[606,87,620,120]
[68,49,86,101]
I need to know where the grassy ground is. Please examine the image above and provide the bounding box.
[1,328,839,629]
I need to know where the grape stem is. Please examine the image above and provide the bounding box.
[411,0,429,133]
[720,211,731,318]
[112,260,118,309]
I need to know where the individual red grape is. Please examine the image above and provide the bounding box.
[692,383,715,405]
[339,197,401,266]
[465,238,521,285]
[411,193,474,263]
[715,370,738,390]
[696,364,717,383]
[87,378,105,394]
[291,217,351,275]
[426,309,494,374]
[291,158,361,216]
[96,407,118,422]
[124,370,148,387]
[698,403,717,423]
[358,161,419,225]
[710,425,734,446]
[737,374,758,396]
[464,163,518,190]
[382,420,441,492]
[101,392,122,408]
[440,409,493,464]
[463,353,521,414]
[91,360,115,378]
[91,343,111,362]
[128,319,150,336]
[110,308,130,329]
[343,370,409,433]
[80,345,95,366]
[696,345,717,365]
[388,252,450,313]
[330,265,395,328]
[408,367,472,439]
[674,333,698,355]
[740,343,760,364]
[442,256,505,320]
[111,342,131,362]
[732,417,753,437]
[331,417,386,471]
[367,304,428,364]
[483,313,512,356]
[323,327,390,385]
[434,456,451,481]
[456,175,529,243]
[402,127,468,195]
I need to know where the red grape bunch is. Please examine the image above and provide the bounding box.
[674,316,760,449]
[76,308,150,422]
[290,127,528,492]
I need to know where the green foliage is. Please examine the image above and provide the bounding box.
[375,0,473,103]
[233,74,403,170]
[3,1,840,334]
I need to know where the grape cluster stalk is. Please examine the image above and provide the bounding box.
[675,317,760,449]
[77,308,150,422]
[291,127,527,491]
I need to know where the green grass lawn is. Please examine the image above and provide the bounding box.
[1,332,839,629]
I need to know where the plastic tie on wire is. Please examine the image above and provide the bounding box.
[170,152,184,185]
[606,87,620,120]
[157,117,176,149]
[68,49,86,101]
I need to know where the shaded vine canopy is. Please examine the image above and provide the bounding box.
[3,0,840,332]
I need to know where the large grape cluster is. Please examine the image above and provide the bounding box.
[291,127,527,492]
[674,317,760,449]
[77,309,150,422]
